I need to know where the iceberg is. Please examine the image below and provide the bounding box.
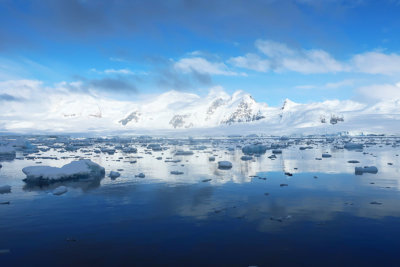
[241,155,253,161]
[218,161,232,169]
[22,159,105,184]
[355,166,378,175]
[344,143,364,150]
[242,144,268,155]
[109,171,121,179]
[174,150,194,156]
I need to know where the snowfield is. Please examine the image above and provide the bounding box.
[2,88,400,135]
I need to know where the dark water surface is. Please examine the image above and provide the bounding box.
[1,138,400,266]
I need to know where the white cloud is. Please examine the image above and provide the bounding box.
[104,68,134,75]
[231,39,347,74]
[231,39,400,75]
[255,40,296,58]
[351,52,400,75]
[324,79,354,88]
[90,68,146,75]
[229,53,270,72]
[174,57,246,76]
[357,82,400,101]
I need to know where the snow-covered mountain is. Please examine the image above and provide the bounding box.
[118,90,268,129]
[2,87,400,134]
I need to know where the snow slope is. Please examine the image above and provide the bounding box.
[1,87,400,135]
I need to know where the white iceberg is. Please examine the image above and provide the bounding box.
[22,159,105,184]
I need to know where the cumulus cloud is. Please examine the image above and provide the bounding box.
[351,52,400,75]
[230,39,347,74]
[357,82,400,101]
[228,54,270,72]
[230,39,400,75]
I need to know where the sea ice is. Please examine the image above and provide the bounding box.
[22,159,105,184]
[355,166,378,175]
[242,144,267,155]
[109,171,121,179]
[344,143,364,150]
[218,161,232,169]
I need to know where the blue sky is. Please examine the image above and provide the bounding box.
[1,0,400,106]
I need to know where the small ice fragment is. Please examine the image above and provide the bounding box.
[218,161,232,170]
[347,160,360,163]
[53,186,68,196]
[135,173,145,178]
[240,155,253,161]
[109,171,121,179]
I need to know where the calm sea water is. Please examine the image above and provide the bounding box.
[1,137,400,266]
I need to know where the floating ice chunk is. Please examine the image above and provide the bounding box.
[135,173,145,178]
[348,160,360,163]
[0,185,11,194]
[165,159,181,163]
[147,144,162,151]
[218,161,232,170]
[174,150,194,156]
[122,147,137,153]
[355,166,378,175]
[242,144,267,155]
[53,186,68,196]
[344,143,364,150]
[22,159,105,184]
[272,149,282,154]
[241,155,253,161]
[109,171,121,179]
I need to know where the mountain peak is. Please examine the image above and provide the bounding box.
[281,98,297,110]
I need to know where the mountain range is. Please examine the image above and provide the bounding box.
[2,88,400,135]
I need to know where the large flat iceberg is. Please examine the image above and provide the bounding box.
[22,159,105,184]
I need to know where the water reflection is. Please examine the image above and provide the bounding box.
[22,177,103,192]
[1,137,400,265]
